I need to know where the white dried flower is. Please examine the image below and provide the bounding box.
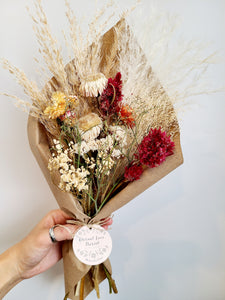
[56,143,62,151]
[84,156,90,164]
[97,135,114,150]
[79,73,107,97]
[96,127,128,159]
[84,155,96,170]
[48,143,90,193]
[111,149,123,159]
[48,151,72,172]
[81,124,102,142]
[109,125,127,147]
[97,151,115,175]
[89,163,96,169]
[72,140,99,156]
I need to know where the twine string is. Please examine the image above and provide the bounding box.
[66,215,113,229]
[52,215,113,239]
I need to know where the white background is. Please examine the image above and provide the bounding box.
[0,0,225,299]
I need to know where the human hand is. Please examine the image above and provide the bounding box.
[0,209,76,297]
[0,209,112,298]
[14,209,78,279]
[13,209,113,279]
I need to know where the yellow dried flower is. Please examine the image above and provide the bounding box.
[44,92,79,119]
[44,91,66,119]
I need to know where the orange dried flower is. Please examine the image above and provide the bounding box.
[119,105,135,128]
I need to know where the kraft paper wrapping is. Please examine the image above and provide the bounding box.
[27,19,183,299]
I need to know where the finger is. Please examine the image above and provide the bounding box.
[105,218,113,226]
[49,224,78,242]
[43,209,73,229]
[102,217,113,230]
[50,210,73,224]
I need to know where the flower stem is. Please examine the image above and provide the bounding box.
[94,181,119,216]
[109,83,116,104]
[79,277,85,300]
[102,264,118,294]
[92,266,100,299]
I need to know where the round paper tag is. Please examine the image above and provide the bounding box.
[72,225,112,265]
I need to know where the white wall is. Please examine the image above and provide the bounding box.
[0,0,225,299]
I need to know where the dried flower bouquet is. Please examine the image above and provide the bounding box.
[4,0,215,299]
[27,15,183,298]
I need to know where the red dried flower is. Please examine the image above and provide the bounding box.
[124,162,143,182]
[99,72,123,116]
[119,105,135,128]
[137,128,174,168]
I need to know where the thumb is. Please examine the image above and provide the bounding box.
[49,224,78,242]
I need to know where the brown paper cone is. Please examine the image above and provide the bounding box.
[27,18,183,299]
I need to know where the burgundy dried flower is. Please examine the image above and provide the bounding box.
[124,162,143,182]
[99,72,123,116]
[137,128,174,168]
